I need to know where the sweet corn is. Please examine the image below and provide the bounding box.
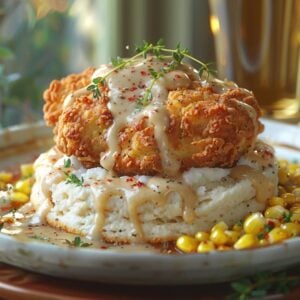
[291,210,300,222]
[286,185,299,193]
[195,231,210,242]
[278,186,287,196]
[281,193,297,205]
[290,204,300,212]
[0,172,13,183]
[243,212,265,235]
[293,188,300,198]
[281,223,300,236]
[0,181,6,190]
[259,239,269,247]
[268,228,290,244]
[278,167,289,185]
[278,160,289,168]
[225,230,240,245]
[232,222,243,232]
[234,234,259,250]
[197,241,215,253]
[211,221,228,232]
[293,174,300,185]
[176,235,198,253]
[14,179,32,195]
[288,164,299,174]
[268,197,286,207]
[264,205,289,219]
[20,164,34,178]
[210,229,228,246]
[218,245,231,251]
[10,191,29,204]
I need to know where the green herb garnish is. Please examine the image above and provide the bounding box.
[283,211,293,223]
[228,271,300,300]
[65,236,92,247]
[65,173,84,187]
[87,39,216,102]
[64,158,71,168]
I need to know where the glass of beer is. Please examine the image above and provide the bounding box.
[209,0,300,121]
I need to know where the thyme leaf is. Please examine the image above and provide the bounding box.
[65,236,92,247]
[88,39,217,107]
[228,271,300,300]
[283,211,293,223]
[64,158,71,168]
[64,172,84,187]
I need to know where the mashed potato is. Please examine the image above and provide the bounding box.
[30,141,277,243]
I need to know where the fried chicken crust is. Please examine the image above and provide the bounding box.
[43,67,96,126]
[44,72,263,175]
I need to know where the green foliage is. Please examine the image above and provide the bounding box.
[228,271,300,299]
[65,236,92,247]
[0,3,72,128]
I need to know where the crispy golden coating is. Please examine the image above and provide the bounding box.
[43,67,96,126]
[44,72,263,175]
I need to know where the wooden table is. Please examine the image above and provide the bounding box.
[1,263,300,300]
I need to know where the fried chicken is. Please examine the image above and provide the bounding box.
[43,67,96,126]
[44,65,263,176]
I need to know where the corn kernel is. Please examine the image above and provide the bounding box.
[259,239,269,247]
[14,179,32,195]
[211,221,228,232]
[282,193,297,205]
[218,245,231,251]
[293,188,300,198]
[210,229,228,246]
[232,222,243,232]
[286,185,298,193]
[293,174,300,185]
[195,231,210,242]
[281,223,300,236]
[278,186,287,196]
[268,197,286,207]
[225,230,240,245]
[197,241,215,253]
[0,181,6,190]
[20,164,34,178]
[278,160,289,168]
[264,205,289,220]
[291,210,300,222]
[268,228,290,243]
[234,234,259,250]
[288,164,299,174]
[243,212,265,235]
[10,192,29,204]
[0,172,13,183]
[176,235,198,253]
[278,168,289,185]
[290,204,300,212]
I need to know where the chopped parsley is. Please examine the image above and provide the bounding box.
[65,236,92,247]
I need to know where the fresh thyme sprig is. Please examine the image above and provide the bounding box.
[63,158,84,186]
[65,173,84,187]
[64,158,71,168]
[65,236,92,247]
[87,39,216,103]
[228,271,300,300]
[283,211,293,223]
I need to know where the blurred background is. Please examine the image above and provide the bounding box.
[0,0,299,128]
[0,0,214,128]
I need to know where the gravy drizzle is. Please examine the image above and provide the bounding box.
[89,176,197,239]
[230,165,275,203]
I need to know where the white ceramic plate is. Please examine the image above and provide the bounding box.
[0,119,300,285]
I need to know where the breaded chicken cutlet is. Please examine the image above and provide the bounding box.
[43,57,263,176]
